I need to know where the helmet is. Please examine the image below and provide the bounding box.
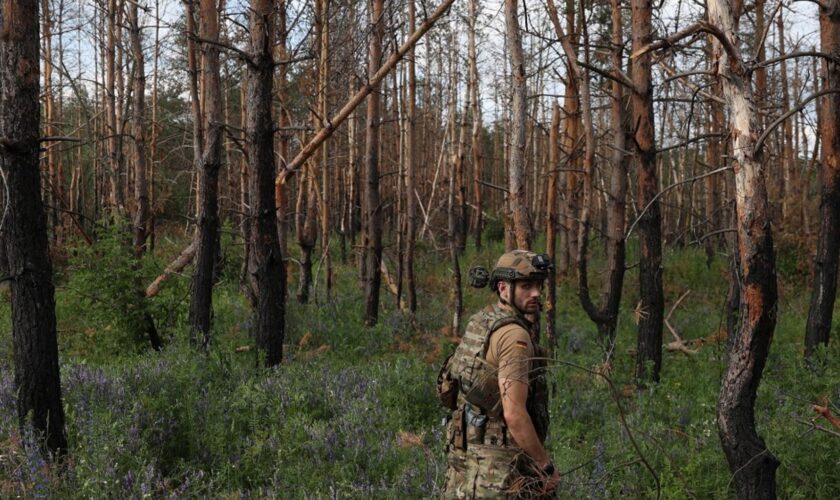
[489,250,551,291]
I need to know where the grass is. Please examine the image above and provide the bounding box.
[0,227,838,498]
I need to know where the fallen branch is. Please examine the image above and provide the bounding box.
[145,240,197,298]
[664,290,696,354]
[380,258,407,311]
[275,0,456,184]
[814,404,840,432]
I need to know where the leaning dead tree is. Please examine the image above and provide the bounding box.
[1,0,68,456]
[707,0,781,496]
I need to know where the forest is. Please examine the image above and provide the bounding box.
[1,0,839,496]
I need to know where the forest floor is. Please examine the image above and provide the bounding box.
[1,224,839,498]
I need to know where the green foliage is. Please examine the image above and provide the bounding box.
[0,233,838,497]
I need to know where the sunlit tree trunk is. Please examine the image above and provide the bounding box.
[708,0,781,495]
[0,0,68,456]
[129,0,149,257]
[505,0,531,249]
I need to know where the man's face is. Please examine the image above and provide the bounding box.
[499,279,543,314]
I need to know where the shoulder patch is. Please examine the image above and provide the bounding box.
[515,340,528,349]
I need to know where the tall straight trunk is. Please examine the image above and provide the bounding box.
[777,12,796,222]
[505,0,531,249]
[106,0,124,210]
[0,0,68,455]
[447,24,463,335]
[705,36,724,257]
[631,0,664,383]
[129,0,149,256]
[247,0,285,367]
[806,0,840,358]
[559,0,580,277]
[405,0,418,312]
[42,0,58,233]
[188,0,223,347]
[275,0,289,257]
[149,0,161,251]
[363,0,385,326]
[546,104,561,350]
[708,0,781,496]
[318,0,332,296]
[468,0,483,251]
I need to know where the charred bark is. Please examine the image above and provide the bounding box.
[631,0,664,383]
[363,0,385,326]
[709,0,781,495]
[1,0,68,455]
[806,0,840,358]
[188,0,223,348]
[247,0,286,366]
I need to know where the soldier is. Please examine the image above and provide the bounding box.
[440,250,560,498]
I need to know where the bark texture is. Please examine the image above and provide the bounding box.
[504,0,531,249]
[1,0,68,455]
[708,0,780,496]
[363,0,384,326]
[631,0,664,383]
[247,0,286,366]
[188,0,223,348]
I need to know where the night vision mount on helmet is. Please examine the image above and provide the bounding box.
[468,250,552,291]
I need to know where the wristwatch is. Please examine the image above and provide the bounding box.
[542,462,556,476]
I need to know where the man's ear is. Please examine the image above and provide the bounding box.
[497,280,509,299]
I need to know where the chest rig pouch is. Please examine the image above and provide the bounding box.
[449,304,533,417]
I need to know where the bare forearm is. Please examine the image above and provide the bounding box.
[505,409,550,467]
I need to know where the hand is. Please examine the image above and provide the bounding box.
[543,469,560,494]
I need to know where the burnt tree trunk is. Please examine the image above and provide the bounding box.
[247,0,286,366]
[709,0,781,496]
[363,0,385,326]
[504,0,531,249]
[631,0,664,383]
[0,0,68,455]
[806,0,840,358]
[188,0,223,348]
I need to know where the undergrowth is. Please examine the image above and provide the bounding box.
[0,228,838,497]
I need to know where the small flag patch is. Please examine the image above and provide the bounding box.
[515,341,528,349]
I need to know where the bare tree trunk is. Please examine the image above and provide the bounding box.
[247,0,285,367]
[0,0,68,456]
[806,0,840,358]
[275,0,289,258]
[318,0,332,296]
[631,0,664,383]
[129,0,149,256]
[363,0,385,326]
[468,0,483,252]
[546,103,560,350]
[106,0,124,210]
[149,0,161,252]
[446,23,463,335]
[404,0,418,313]
[778,12,795,223]
[709,0,781,495]
[188,0,223,348]
[505,0,531,249]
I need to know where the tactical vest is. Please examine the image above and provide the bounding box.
[447,303,550,443]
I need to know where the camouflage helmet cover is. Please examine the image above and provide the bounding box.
[490,250,550,290]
